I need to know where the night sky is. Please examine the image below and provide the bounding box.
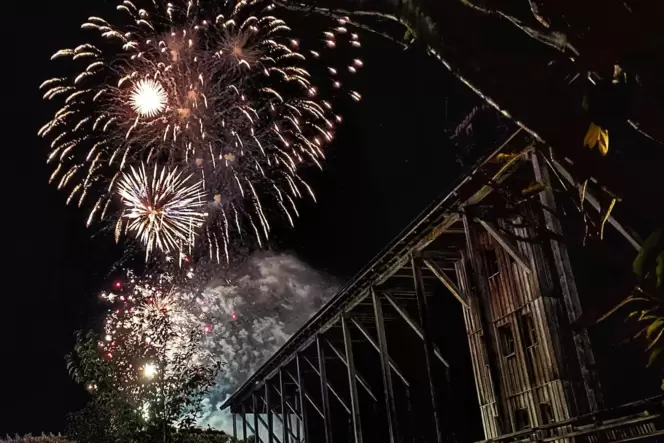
[3,0,473,435]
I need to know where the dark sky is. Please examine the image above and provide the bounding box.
[2,0,473,435]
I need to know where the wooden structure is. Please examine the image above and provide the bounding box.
[220,123,663,443]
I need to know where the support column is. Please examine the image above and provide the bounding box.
[253,393,260,443]
[295,395,301,442]
[244,413,262,443]
[279,369,289,443]
[350,317,411,388]
[266,383,274,443]
[371,287,399,443]
[242,403,248,442]
[316,335,333,443]
[383,292,449,367]
[304,356,351,414]
[342,315,364,443]
[233,413,237,440]
[411,254,444,443]
[296,355,310,443]
[288,366,323,418]
[462,211,510,434]
[325,337,377,402]
[532,152,603,412]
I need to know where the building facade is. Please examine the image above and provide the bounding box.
[221,129,663,443]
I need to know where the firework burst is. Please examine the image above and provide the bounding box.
[116,164,207,259]
[99,269,218,422]
[39,0,362,261]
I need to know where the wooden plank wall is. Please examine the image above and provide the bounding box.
[456,225,575,439]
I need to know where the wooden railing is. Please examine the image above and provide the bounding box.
[479,396,664,443]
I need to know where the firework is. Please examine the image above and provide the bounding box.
[116,164,207,259]
[100,269,214,411]
[39,0,362,261]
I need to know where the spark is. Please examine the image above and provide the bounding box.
[117,164,207,259]
[39,0,362,259]
[129,79,168,118]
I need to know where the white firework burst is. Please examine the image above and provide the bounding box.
[39,0,363,262]
[129,79,168,118]
[117,164,207,259]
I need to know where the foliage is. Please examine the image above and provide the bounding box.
[278,0,664,227]
[598,228,664,383]
[170,429,238,443]
[64,310,220,442]
[0,435,70,443]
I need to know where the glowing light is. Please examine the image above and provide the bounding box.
[117,164,207,258]
[143,363,157,379]
[129,79,167,118]
[39,0,363,261]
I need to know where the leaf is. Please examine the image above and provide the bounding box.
[598,127,609,155]
[583,122,609,155]
[648,346,662,367]
[521,181,547,196]
[597,294,650,323]
[657,252,663,288]
[647,318,664,342]
[579,179,588,210]
[584,122,600,149]
[600,198,616,240]
[495,153,518,163]
[633,228,664,279]
[403,28,413,43]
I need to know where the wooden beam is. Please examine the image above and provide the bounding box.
[476,219,533,274]
[533,152,603,412]
[423,258,469,308]
[550,158,642,251]
[382,291,450,368]
[462,213,511,435]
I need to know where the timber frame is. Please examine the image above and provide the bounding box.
[220,127,662,443]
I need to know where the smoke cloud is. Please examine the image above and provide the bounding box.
[187,252,338,432]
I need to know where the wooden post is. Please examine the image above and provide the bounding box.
[532,151,603,412]
[316,335,333,443]
[372,287,400,443]
[412,254,444,443]
[462,211,511,434]
[342,315,364,443]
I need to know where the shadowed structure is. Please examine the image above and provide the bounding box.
[219,110,664,443]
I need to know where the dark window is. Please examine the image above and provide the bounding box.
[521,313,538,348]
[496,413,512,435]
[539,402,554,425]
[498,324,516,357]
[466,260,477,294]
[485,248,500,279]
[514,408,530,431]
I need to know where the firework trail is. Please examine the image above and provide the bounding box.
[39,0,362,261]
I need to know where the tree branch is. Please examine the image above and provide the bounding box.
[273,0,410,48]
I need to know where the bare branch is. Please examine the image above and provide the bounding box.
[273,0,410,48]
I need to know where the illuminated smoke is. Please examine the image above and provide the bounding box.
[189,252,337,430]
